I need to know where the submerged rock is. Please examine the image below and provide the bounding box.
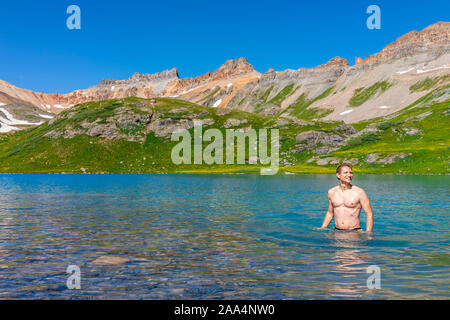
[92,255,130,265]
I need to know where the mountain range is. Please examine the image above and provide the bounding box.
[1,22,449,128]
[0,22,448,174]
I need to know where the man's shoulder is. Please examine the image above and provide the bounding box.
[352,185,367,195]
[328,186,339,194]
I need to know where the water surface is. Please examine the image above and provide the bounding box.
[0,174,448,299]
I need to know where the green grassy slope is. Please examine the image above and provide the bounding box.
[349,81,392,107]
[0,92,448,174]
[284,86,334,120]
[287,85,449,174]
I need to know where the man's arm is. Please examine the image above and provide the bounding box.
[359,189,374,232]
[320,193,334,229]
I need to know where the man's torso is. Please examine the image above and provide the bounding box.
[329,185,362,230]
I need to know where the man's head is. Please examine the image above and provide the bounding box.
[336,163,353,183]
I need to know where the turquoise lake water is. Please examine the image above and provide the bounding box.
[0,174,448,299]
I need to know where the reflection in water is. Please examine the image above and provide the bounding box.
[327,231,372,298]
[0,174,448,299]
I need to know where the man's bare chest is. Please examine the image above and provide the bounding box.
[332,191,360,208]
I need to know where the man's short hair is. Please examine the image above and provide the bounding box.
[336,163,352,174]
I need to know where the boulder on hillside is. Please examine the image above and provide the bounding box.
[345,158,359,165]
[365,152,412,164]
[216,108,232,116]
[275,118,291,126]
[296,130,344,148]
[147,117,214,138]
[365,153,381,163]
[169,108,188,114]
[314,146,338,155]
[316,157,341,166]
[405,128,423,136]
[291,145,307,154]
[45,108,152,142]
[377,153,412,164]
[279,115,311,126]
[224,118,248,128]
[334,124,357,136]
[258,103,280,116]
[411,111,432,121]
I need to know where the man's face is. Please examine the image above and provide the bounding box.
[337,166,353,183]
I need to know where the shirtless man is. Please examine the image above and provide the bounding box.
[319,164,374,232]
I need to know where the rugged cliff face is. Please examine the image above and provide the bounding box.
[355,21,450,64]
[0,21,449,128]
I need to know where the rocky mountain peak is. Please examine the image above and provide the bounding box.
[128,67,179,82]
[211,57,256,80]
[322,56,350,67]
[96,68,179,87]
[356,21,450,65]
[0,21,448,124]
[422,21,449,32]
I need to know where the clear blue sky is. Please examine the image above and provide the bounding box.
[0,0,448,93]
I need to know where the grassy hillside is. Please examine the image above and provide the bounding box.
[0,92,448,174]
[284,86,334,120]
[349,81,392,107]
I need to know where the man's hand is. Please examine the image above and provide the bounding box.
[362,230,374,240]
